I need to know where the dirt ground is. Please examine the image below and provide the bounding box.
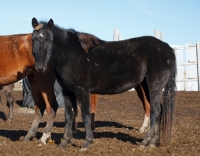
[0,90,199,156]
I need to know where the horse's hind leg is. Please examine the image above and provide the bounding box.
[76,89,93,151]
[4,84,15,123]
[90,94,98,130]
[135,81,150,133]
[71,94,98,132]
[140,88,162,148]
[23,74,46,141]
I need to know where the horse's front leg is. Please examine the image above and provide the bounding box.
[59,92,77,147]
[24,104,45,141]
[33,71,58,145]
[140,90,162,148]
[23,74,45,141]
[38,94,58,145]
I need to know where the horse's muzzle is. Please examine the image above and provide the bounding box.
[37,68,45,73]
[35,64,46,73]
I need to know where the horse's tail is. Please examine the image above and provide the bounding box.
[160,49,177,145]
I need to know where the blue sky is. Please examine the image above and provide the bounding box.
[0,0,199,45]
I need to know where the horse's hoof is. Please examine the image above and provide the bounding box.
[19,136,27,141]
[139,144,146,149]
[20,136,30,142]
[149,144,156,148]
[59,143,66,148]
[19,136,24,141]
[79,147,88,152]
[38,140,46,146]
[47,138,55,144]
[23,132,36,142]
[80,140,93,151]
[138,126,148,133]
[59,140,70,148]
[6,119,12,124]
[138,128,145,133]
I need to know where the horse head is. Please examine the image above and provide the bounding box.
[31,17,54,73]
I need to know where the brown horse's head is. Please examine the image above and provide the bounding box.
[31,17,54,73]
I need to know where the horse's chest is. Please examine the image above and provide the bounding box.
[55,64,88,87]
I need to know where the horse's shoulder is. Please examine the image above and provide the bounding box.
[77,32,103,53]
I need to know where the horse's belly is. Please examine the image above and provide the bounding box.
[90,77,139,94]
[90,84,136,94]
[90,64,144,94]
[0,68,31,86]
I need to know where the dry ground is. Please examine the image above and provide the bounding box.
[0,90,199,156]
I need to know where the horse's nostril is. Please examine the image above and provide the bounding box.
[37,69,44,73]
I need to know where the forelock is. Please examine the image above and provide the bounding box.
[34,24,43,31]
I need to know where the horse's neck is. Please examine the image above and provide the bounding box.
[53,28,82,57]
[53,28,77,46]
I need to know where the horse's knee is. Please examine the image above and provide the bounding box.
[34,105,45,116]
[46,106,54,115]
[7,97,14,105]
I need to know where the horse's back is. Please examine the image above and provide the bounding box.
[91,36,175,71]
[0,34,34,85]
[0,33,32,49]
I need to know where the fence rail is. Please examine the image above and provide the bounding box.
[173,41,200,91]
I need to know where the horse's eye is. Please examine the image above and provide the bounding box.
[50,40,53,44]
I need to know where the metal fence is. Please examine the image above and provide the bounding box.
[172,42,200,91]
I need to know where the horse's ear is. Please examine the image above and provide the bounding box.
[32,17,39,29]
[48,19,54,31]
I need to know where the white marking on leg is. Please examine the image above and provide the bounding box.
[139,115,150,133]
[38,132,51,146]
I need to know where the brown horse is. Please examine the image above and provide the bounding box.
[0,33,59,144]
[0,84,14,122]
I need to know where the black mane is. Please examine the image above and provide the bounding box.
[37,20,103,53]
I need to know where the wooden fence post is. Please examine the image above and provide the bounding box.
[154,30,163,41]
[196,41,200,90]
[113,29,122,41]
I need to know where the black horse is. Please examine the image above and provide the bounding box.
[31,18,177,151]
